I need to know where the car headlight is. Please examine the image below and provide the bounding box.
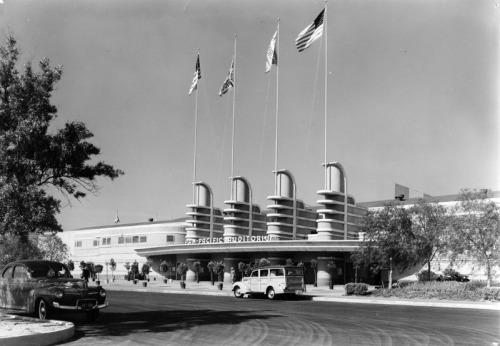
[99,288,106,298]
[54,290,64,299]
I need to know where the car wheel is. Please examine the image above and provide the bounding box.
[267,288,276,300]
[233,286,243,298]
[36,299,51,320]
[86,309,100,323]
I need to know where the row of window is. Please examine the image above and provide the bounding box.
[74,235,175,248]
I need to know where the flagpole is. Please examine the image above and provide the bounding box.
[193,50,200,203]
[274,19,280,196]
[324,0,328,190]
[230,35,237,199]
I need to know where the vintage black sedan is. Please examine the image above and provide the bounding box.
[0,260,108,321]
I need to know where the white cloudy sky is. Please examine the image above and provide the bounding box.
[0,0,498,231]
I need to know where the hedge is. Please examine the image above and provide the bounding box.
[345,283,369,296]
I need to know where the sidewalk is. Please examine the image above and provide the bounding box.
[100,278,500,311]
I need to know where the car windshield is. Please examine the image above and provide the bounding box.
[29,263,71,279]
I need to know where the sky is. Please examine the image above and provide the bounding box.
[0,0,498,231]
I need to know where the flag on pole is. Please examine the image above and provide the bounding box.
[295,9,325,52]
[188,54,201,95]
[265,30,278,73]
[219,59,234,96]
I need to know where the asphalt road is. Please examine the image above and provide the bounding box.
[56,291,499,346]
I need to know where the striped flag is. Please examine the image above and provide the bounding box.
[265,30,278,73]
[295,9,324,52]
[219,59,234,96]
[188,54,201,95]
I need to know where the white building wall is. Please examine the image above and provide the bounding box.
[59,221,187,278]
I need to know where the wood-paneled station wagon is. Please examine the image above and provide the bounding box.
[232,266,305,300]
[0,260,108,321]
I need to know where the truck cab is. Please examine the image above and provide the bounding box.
[232,266,304,300]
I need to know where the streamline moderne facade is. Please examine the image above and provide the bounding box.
[61,163,500,286]
[62,163,369,287]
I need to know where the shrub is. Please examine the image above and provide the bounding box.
[372,280,500,301]
[416,270,440,282]
[396,280,415,288]
[480,287,500,301]
[345,283,369,296]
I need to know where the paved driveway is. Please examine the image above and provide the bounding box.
[58,290,499,345]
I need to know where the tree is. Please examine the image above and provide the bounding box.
[255,258,270,268]
[327,260,336,289]
[109,258,116,278]
[159,260,169,278]
[0,233,43,267]
[35,233,69,262]
[0,180,62,240]
[141,263,151,280]
[448,189,500,287]
[352,202,417,288]
[214,261,225,283]
[66,259,75,272]
[408,199,450,281]
[94,264,103,281]
[130,260,139,280]
[0,34,123,253]
[207,261,215,285]
[238,262,247,280]
[177,263,188,284]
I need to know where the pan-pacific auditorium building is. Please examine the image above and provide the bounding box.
[61,162,499,286]
[63,163,374,287]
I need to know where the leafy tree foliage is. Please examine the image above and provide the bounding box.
[448,189,500,287]
[35,233,69,262]
[408,199,450,281]
[0,34,123,260]
[352,202,416,288]
[0,35,123,201]
[0,179,61,238]
[66,259,75,271]
[0,233,43,268]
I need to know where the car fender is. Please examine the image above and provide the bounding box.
[268,284,285,294]
[32,287,55,310]
[232,282,249,294]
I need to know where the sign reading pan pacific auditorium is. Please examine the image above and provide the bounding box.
[66,164,369,287]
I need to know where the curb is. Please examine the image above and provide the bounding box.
[0,314,74,346]
[309,296,500,310]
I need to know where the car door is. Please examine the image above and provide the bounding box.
[11,265,31,311]
[259,269,269,292]
[249,270,259,292]
[1,265,14,309]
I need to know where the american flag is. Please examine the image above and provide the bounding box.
[265,30,278,73]
[188,54,201,95]
[295,9,324,52]
[219,59,234,96]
